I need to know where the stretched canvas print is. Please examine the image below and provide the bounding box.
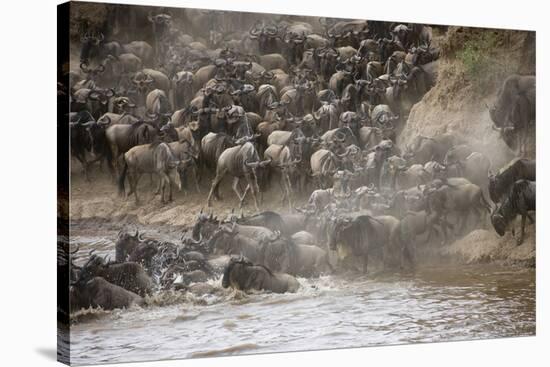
[57,1,536,365]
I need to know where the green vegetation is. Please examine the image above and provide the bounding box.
[456,31,516,92]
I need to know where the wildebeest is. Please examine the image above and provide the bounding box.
[208,224,266,264]
[491,179,535,246]
[118,141,182,204]
[488,158,536,203]
[70,276,144,311]
[233,211,288,236]
[78,254,154,296]
[115,229,143,262]
[105,121,158,175]
[424,180,492,235]
[222,256,300,293]
[206,140,270,210]
[328,214,405,272]
[69,111,96,180]
[261,234,332,277]
[387,160,430,191]
[489,75,535,154]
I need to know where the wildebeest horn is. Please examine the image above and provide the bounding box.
[492,125,502,132]
[138,232,145,242]
[70,245,80,255]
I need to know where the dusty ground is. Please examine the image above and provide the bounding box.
[70,165,304,228]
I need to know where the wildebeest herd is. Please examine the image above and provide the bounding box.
[65,11,536,312]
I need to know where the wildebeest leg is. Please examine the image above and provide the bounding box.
[111,145,120,182]
[285,172,293,210]
[278,175,287,205]
[193,166,201,194]
[168,173,175,202]
[158,172,170,204]
[149,174,156,190]
[518,212,527,246]
[153,176,161,195]
[207,170,225,207]
[131,172,141,205]
[75,154,90,182]
[362,253,369,274]
[232,177,247,208]
[526,212,535,224]
[458,211,468,235]
[246,173,260,212]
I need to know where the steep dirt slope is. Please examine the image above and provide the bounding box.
[400,27,536,266]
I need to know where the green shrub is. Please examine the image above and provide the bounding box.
[456,31,515,92]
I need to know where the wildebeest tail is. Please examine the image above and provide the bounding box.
[118,161,128,196]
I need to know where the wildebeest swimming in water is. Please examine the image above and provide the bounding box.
[222,256,300,293]
[70,276,144,311]
[78,254,154,297]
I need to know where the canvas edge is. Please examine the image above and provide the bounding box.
[57,1,71,365]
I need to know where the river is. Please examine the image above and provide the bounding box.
[68,227,535,365]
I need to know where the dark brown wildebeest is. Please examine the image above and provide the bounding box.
[208,225,265,265]
[403,133,458,165]
[491,179,535,246]
[222,256,300,293]
[105,121,158,176]
[387,160,430,191]
[488,158,536,203]
[232,211,288,236]
[489,75,535,155]
[328,214,406,272]
[260,234,332,277]
[70,276,144,311]
[78,254,154,297]
[424,180,492,235]
[115,229,143,263]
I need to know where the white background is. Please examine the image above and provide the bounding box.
[0,0,547,366]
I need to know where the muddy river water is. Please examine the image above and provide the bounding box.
[68,228,535,365]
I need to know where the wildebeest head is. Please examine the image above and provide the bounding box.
[222,256,269,289]
[87,88,115,106]
[327,216,355,251]
[132,72,155,94]
[191,210,219,240]
[249,22,280,53]
[112,96,136,113]
[232,61,254,81]
[208,223,238,255]
[80,62,105,82]
[392,24,410,47]
[491,211,507,236]
[78,253,108,282]
[115,228,143,262]
[313,47,339,80]
[489,76,518,128]
[80,31,104,63]
[148,12,172,35]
